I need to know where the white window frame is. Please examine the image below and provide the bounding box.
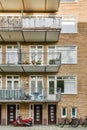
[0,75,2,89]
[30,76,43,96]
[61,15,78,33]
[6,45,18,64]
[57,76,77,94]
[48,75,77,95]
[61,107,67,118]
[48,45,77,64]
[30,46,43,64]
[6,75,20,89]
[61,0,78,2]
[0,45,2,64]
[71,107,77,118]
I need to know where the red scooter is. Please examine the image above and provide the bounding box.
[13,116,32,127]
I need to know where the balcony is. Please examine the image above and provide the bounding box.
[0,15,61,42]
[0,52,61,73]
[0,88,61,102]
[0,0,60,12]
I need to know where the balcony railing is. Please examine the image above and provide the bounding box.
[0,88,61,102]
[22,16,61,30]
[0,52,61,72]
[0,16,61,30]
[0,15,61,42]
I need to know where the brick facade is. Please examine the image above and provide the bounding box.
[0,0,87,125]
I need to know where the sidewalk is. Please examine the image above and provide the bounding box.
[0,125,87,130]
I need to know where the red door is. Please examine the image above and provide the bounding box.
[0,105,1,125]
[48,105,56,125]
[7,105,16,125]
[34,105,42,125]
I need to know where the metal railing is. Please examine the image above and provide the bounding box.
[0,89,23,100]
[0,15,61,30]
[0,52,61,66]
[0,88,61,102]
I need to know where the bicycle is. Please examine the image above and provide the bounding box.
[58,117,79,128]
[79,116,87,127]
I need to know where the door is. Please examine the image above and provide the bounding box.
[7,105,16,125]
[48,79,56,100]
[34,105,42,125]
[0,105,1,125]
[48,105,56,125]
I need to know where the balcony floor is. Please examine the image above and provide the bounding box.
[0,0,60,12]
[0,30,61,42]
[0,64,60,73]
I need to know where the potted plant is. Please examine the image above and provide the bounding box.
[36,58,41,65]
[49,59,55,65]
[31,54,36,65]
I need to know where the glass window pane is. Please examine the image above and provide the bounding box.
[57,81,64,93]
[31,81,36,94]
[14,81,19,89]
[49,81,54,94]
[37,81,42,94]
[7,81,12,89]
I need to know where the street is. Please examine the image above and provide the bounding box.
[0,125,87,130]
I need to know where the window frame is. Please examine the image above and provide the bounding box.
[61,107,67,118]
[48,45,77,64]
[30,45,43,64]
[61,15,78,33]
[30,75,43,96]
[0,75,2,89]
[6,75,20,89]
[71,107,77,118]
[48,75,77,95]
[60,0,78,3]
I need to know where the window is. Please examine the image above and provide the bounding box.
[48,46,61,65]
[0,76,2,89]
[57,76,77,94]
[62,107,67,118]
[61,0,77,2]
[30,46,43,64]
[30,76,43,95]
[6,45,18,64]
[48,76,55,95]
[0,46,2,64]
[48,46,77,64]
[71,107,77,118]
[61,15,77,33]
[6,76,20,89]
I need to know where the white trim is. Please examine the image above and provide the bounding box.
[71,107,77,118]
[0,75,2,89]
[30,45,43,65]
[48,45,77,64]
[61,107,67,118]
[60,0,78,3]
[29,75,43,97]
[47,75,77,95]
[6,75,20,89]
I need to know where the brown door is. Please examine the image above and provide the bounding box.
[7,105,16,125]
[48,105,56,125]
[0,105,1,125]
[34,105,42,125]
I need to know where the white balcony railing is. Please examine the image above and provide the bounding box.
[0,15,61,30]
[22,16,61,29]
[0,88,61,102]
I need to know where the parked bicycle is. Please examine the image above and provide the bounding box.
[58,117,79,128]
[79,116,87,127]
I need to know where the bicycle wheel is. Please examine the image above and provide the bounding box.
[59,122,65,128]
[71,119,79,127]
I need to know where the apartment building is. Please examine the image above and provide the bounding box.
[0,0,87,126]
